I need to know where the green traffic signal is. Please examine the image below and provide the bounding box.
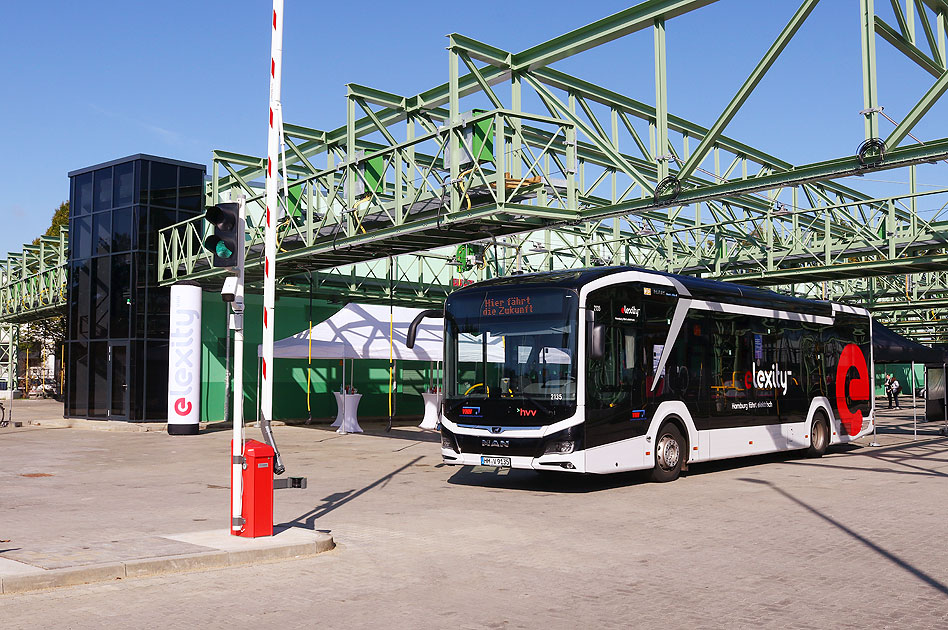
[203,203,240,268]
[215,241,234,259]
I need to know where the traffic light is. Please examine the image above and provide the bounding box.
[204,203,240,268]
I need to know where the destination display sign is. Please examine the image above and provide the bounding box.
[475,290,573,318]
[482,295,535,317]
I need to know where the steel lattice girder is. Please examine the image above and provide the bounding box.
[10,1,948,336]
[159,0,948,293]
[0,231,69,324]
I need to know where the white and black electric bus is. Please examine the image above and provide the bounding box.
[431,267,874,481]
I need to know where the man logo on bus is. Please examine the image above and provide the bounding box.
[835,343,871,436]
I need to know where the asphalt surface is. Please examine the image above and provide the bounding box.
[0,399,946,629]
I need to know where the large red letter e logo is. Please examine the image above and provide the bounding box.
[174,397,192,416]
[835,344,870,435]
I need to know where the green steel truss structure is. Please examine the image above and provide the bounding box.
[0,229,68,393]
[6,0,948,353]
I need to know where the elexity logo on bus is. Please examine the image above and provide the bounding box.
[169,308,199,416]
[747,363,792,394]
[835,343,871,435]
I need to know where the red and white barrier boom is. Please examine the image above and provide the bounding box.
[261,0,285,475]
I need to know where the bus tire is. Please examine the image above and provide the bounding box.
[650,422,685,483]
[806,412,829,458]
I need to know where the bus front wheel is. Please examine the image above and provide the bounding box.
[650,423,685,483]
[806,413,829,458]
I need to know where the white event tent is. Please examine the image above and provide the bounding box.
[258,303,503,362]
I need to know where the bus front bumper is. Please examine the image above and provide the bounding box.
[441,447,586,472]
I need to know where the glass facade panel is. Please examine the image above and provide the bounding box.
[145,341,170,418]
[94,167,113,211]
[112,207,133,252]
[147,287,170,338]
[110,344,128,418]
[110,254,132,339]
[130,340,146,421]
[139,161,150,206]
[178,167,203,211]
[73,342,89,417]
[75,172,93,215]
[113,162,134,207]
[75,260,90,340]
[67,156,205,421]
[92,256,110,339]
[93,213,111,255]
[89,340,109,418]
[150,162,177,207]
[73,216,92,260]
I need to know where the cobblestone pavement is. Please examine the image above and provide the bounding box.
[1,400,946,629]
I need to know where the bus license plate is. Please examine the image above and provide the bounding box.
[481,456,511,467]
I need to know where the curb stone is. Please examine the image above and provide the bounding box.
[1,532,334,595]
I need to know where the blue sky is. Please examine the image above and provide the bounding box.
[2,0,946,258]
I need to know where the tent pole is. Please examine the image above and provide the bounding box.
[256,355,261,428]
[912,361,917,440]
[387,256,394,433]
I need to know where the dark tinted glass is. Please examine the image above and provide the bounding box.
[178,167,203,211]
[139,161,150,205]
[129,341,146,420]
[110,254,131,338]
[93,213,111,255]
[89,340,109,418]
[146,208,177,253]
[149,162,177,207]
[110,344,128,418]
[94,168,113,211]
[72,216,92,260]
[67,264,78,340]
[92,257,109,339]
[75,173,93,215]
[72,341,89,416]
[75,261,90,340]
[113,162,134,207]
[65,343,77,414]
[147,286,170,337]
[112,207,133,252]
[145,340,170,419]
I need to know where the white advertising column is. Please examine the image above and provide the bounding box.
[167,282,202,435]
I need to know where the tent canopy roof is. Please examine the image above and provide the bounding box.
[261,303,443,361]
[873,320,944,364]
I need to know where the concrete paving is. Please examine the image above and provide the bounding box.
[0,399,946,628]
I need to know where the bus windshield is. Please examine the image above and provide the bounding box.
[444,287,579,402]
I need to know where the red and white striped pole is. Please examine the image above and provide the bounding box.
[261,0,285,474]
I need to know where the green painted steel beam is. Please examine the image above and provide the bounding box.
[876,17,944,77]
[885,70,948,148]
[508,0,717,71]
[578,137,948,221]
[675,0,820,183]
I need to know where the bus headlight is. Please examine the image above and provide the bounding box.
[544,440,575,455]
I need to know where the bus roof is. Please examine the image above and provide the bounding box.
[454,266,836,317]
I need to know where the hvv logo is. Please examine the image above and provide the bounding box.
[835,344,871,435]
[517,408,537,417]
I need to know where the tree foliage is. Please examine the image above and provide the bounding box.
[46,201,69,238]
[32,201,69,245]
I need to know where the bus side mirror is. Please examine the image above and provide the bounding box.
[589,324,605,360]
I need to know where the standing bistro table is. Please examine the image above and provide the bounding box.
[419,392,442,430]
[332,392,363,434]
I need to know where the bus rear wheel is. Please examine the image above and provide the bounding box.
[650,423,684,483]
[806,413,829,458]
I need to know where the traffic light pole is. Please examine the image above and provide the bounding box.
[230,196,247,533]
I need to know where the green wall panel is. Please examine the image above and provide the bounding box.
[200,292,435,424]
